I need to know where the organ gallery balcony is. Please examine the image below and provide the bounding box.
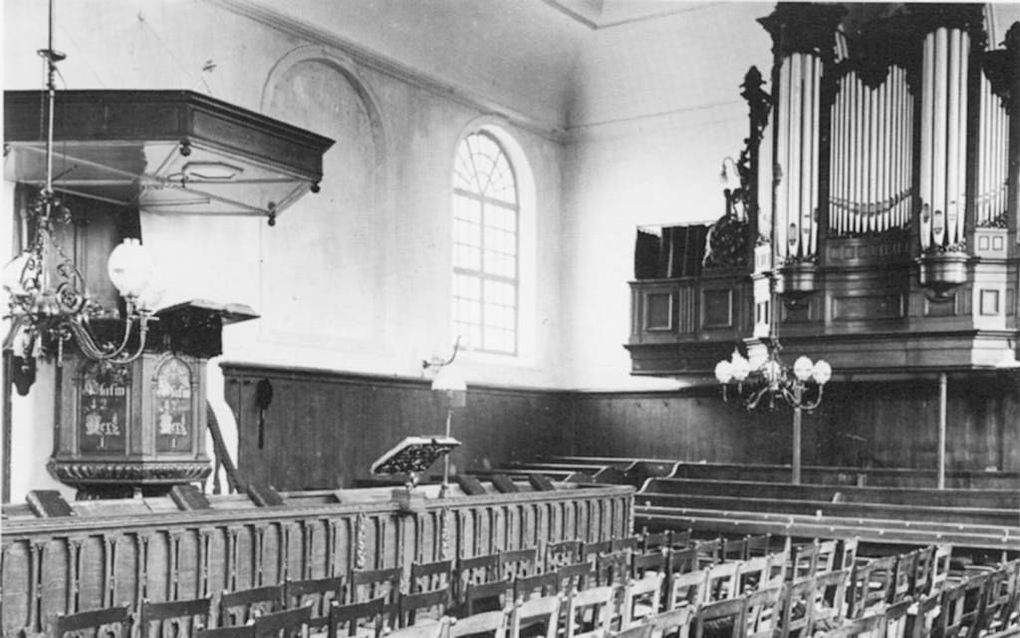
[627,3,1020,382]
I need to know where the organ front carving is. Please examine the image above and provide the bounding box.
[628,2,1020,378]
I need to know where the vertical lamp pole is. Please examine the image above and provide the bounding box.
[428,338,466,497]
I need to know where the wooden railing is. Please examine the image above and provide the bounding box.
[0,482,633,637]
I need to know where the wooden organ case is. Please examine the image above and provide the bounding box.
[628,3,1020,379]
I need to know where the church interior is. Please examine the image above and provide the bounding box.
[3,1,1020,637]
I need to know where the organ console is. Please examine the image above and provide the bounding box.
[628,3,1020,378]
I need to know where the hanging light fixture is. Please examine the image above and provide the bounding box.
[714,339,831,411]
[2,0,160,389]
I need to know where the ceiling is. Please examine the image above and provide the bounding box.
[543,0,720,29]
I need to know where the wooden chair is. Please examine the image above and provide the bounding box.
[546,540,584,570]
[631,552,667,580]
[457,554,501,588]
[641,605,693,638]
[220,585,284,626]
[328,596,387,638]
[703,561,740,603]
[737,555,770,594]
[809,569,849,634]
[666,569,706,611]
[514,572,560,602]
[622,573,665,628]
[743,584,784,638]
[583,540,614,564]
[50,604,133,638]
[790,542,822,581]
[462,579,514,617]
[910,546,937,597]
[597,551,631,587]
[765,551,789,588]
[498,547,539,581]
[667,548,699,577]
[778,575,813,638]
[448,608,510,638]
[197,628,256,638]
[252,605,313,638]
[935,575,987,638]
[613,537,641,554]
[670,530,693,550]
[692,540,721,569]
[816,613,885,638]
[836,538,859,574]
[890,551,918,603]
[814,540,838,574]
[138,596,213,638]
[350,567,403,625]
[721,538,747,563]
[284,575,345,631]
[382,616,450,638]
[745,535,773,559]
[641,530,672,553]
[930,544,953,594]
[691,596,743,638]
[397,587,451,628]
[558,562,597,595]
[981,560,1019,635]
[883,598,913,638]
[848,557,896,619]
[509,593,562,638]
[411,559,453,594]
[564,585,617,638]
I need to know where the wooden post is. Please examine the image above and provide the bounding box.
[938,372,947,490]
[792,384,803,485]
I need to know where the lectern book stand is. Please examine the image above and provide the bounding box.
[370,435,460,511]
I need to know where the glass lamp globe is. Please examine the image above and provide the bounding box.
[730,351,751,382]
[812,360,832,385]
[793,356,814,382]
[107,238,155,299]
[714,360,734,384]
[762,359,782,383]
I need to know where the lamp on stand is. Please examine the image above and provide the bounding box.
[424,337,467,496]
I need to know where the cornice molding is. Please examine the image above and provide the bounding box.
[203,0,569,143]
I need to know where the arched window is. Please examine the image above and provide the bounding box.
[452,131,519,355]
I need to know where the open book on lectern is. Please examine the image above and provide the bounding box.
[370,435,461,479]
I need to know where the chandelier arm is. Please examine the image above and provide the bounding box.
[796,387,825,411]
[67,315,137,361]
[744,385,770,410]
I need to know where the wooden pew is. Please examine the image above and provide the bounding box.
[640,477,1020,511]
[638,492,1017,527]
[0,481,634,637]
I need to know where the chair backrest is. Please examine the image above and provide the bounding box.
[565,585,617,638]
[641,530,672,553]
[284,576,344,624]
[743,584,785,638]
[809,569,849,631]
[722,538,747,562]
[981,561,1019,635]
[631,552,667,581]
[411,559,453,593]
[667,548,699,576]
[196,628,255,638]
[398,586,451,628]
[622,573,665,628]
[463,579,514,616]
[745,535,773,559]
[930,544,954,594]
[936,575,988,638]
[778,576,814,638]
[498,547,539,581]
[671,530,693,550]
[611,624,653,638]
[546,540,583,570]
[558,562,597,595]
[448,608,509,638]
[765,551,789,588]
[509,593,562,638]
[790,542,821,581]
[703,561,740,603]
[836,538,859,573]
[219,585,284,626]
[911,546,938,597]
[457,554,500,588]
[514,572,560,602]
[252,605,313,638]
[328,596,386,638]
[848,557,896,618]
[139,597,213,638]
[583,540,614,563]
[642,606,693,638]
[692,596,744,638]
[814,540,838,574]
[667,569,707,611]
[350,567,403,610]
[737,556,770,595]
[693,539,721,568]
[51,605,133,638]
[596,551,631,587]
[892,550,919,603]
